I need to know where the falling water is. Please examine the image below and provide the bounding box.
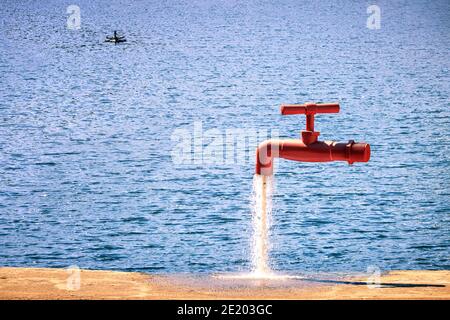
[216,174,305,280]
[251,174,274,276]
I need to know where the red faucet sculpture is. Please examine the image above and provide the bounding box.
[255,102,370,175]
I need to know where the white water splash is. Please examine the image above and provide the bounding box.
[251,174,275,276]
[215,272,304,281]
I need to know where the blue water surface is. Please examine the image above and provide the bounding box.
[0,0,449,273]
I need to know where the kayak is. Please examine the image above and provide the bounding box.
[105,38,126,43]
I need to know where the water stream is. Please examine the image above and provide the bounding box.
[251,174,274,276]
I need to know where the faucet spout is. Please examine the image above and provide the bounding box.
[256,139,370,175]
[255,102,370,176]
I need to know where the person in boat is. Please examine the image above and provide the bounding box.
[113,31,125,41]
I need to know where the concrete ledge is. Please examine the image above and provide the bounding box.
[0,267,448,300]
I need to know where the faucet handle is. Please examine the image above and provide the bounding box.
[280,102,340,144]
[280,102,340,115]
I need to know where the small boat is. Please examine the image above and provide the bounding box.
[105,31,126,44]
[105,37,126,43]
